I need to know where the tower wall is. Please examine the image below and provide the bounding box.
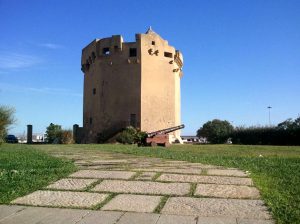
[82,36,141,142]
[81,30,183,143]
[140,32,183,138]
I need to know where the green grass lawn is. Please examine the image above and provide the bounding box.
[1,143,299,223]
[0,144,77,204]
[34,143,300,224]
[108,144,300,224]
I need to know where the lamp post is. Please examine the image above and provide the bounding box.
[267,106,272,126]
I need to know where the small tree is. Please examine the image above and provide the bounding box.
[0,106,16,143]
[45,123,62,143]
[197,119,233,144]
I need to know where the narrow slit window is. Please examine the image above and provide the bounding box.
[89,117,93,124]
[129,48,137,57]
[102,48,110,55]
[164,52,173,58]
[130,114,137,127]
[91,52,96,60]
[151,41,155,45]
[92,88,96,95]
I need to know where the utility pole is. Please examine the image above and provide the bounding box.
[267,106,272,126]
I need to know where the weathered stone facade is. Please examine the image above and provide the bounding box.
[81,28,183,143]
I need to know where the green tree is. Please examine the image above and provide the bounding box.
[45,123,62,143]
[197,119,233,144]
[0,106,16,143]
[277,118,294,130]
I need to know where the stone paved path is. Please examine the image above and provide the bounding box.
[3,150,274,223]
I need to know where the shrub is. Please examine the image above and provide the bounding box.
[116,126,147,145]
[197,119,234,144]
[0,106,16,144]
[60,130,74,144]
[45,124,73,144]
[231,117,300,145]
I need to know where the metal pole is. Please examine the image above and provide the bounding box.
[267,106,272,126]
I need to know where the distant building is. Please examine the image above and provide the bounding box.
[80,28,184,143]
[181,136,208,144]
[16,133,45,143]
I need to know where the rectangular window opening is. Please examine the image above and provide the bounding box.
[92,88,96,95]
[89,117,93,125]
[164,52,173,58]
[151,41,155,45]
[129,48,137,57]
[102,47,110,55]
[130,114,137,127]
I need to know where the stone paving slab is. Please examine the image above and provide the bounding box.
[0,206,89,224]
[11,190,109,208]
[102,194,162,213]
[70,170,136,179]
[117,212,160,224]
[196,216,237,224]
[158,173,253,185]
[161,197,272,219]
[169,163,221,169]
[134,168,202,174]
[5,205,244,224]
[163,161,189,164]
[77,210,124,224]
[237,219,275,224]
[157,214,198,224]
[135,172,157,180]
[79,165,128,170]
[46,178,98,190]
[0,205,238,224]
[92,180,190,195]
[195,184,260,199]
[89,159,130,164]
[207,169,248,177]
[0,205,26,220]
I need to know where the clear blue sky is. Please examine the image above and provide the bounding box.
[1,0,299,135]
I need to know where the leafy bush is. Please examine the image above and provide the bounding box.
[197,119,233,144]
[0,106,16,144]
[232,117,300,145]
[116,126,147,145]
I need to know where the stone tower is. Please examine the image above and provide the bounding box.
[81,28,183,143]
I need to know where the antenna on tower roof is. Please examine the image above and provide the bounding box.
[146,26,154,34]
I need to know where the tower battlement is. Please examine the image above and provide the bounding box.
[81,28,183,143]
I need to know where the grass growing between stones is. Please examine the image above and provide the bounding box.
[100,144,300,224]
[154,195,169,213]
[0,144,77,204]
[30,144,300,223]
[92,193,117,210]
[188,183,197,197]
[151,172,162,181]
[33,144,300,224]
[129,171,142,180]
